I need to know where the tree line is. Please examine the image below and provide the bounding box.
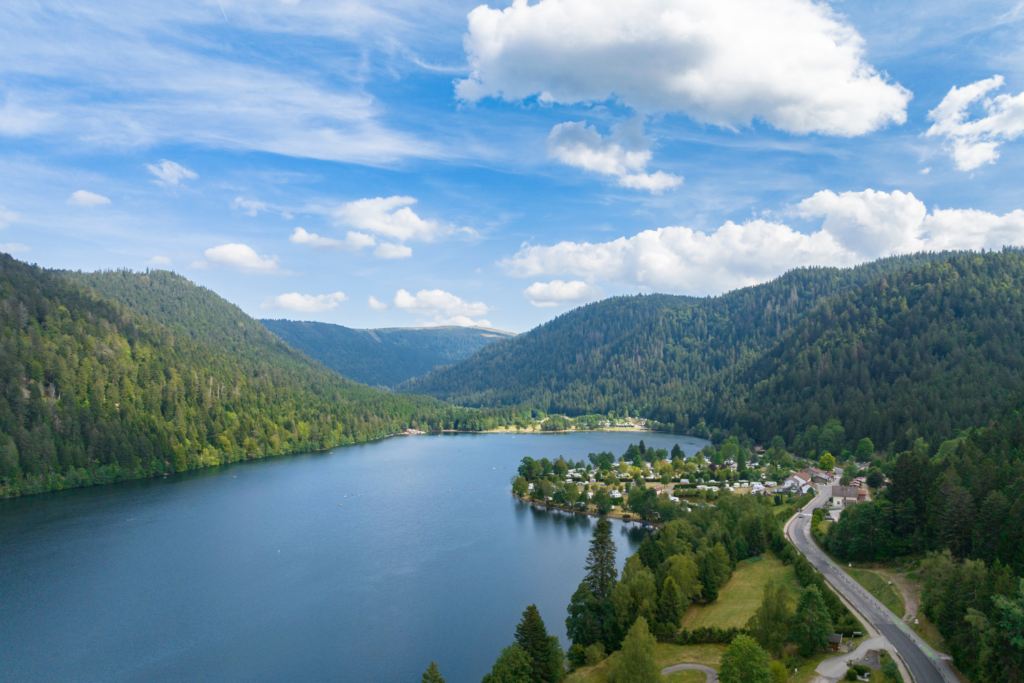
[0,258,516,498]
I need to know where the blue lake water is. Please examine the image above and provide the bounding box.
[0,432,708,683]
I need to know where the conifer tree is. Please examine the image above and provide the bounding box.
[481,645,532,683]
[606,617,659,683]
[584,519,617,600]
[515,605,560,683]
[655,576,683,636]
[421,661,445,683]
[792,586,833,656]
[747,581,791,657]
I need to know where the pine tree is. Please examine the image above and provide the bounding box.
[746,581,791,657]
[421,661,445,683]
[481,645,533,683]
[515,605,557,683]
[655,576,683,637]
[606,617,659,683]
[792,586,833,656]
[584,519,617,600]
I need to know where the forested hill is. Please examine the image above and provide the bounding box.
[403,250,1024,453]
[259,319,514,387]
[0,260,490,498]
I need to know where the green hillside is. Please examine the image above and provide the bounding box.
[403,250,1024,453]
[259,319,514,387]
[0,260,501,498]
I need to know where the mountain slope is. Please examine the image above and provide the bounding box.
[402,250,1024,452]
[259,320,514,386]
[0,262,487,498]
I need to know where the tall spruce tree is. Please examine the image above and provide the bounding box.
[746,581,791,657]
[515,605,562,683]
[606,617,659,683]
[792,586,833,656]
[585,519,618,600]
[421,661,445,683]
[655,576,683,637]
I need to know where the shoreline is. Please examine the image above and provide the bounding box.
[511,491,660,527]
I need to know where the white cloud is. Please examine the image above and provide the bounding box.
[232,197,267,217]
[0,206,19,229]
[393,288,492,326]
[547,120,681,193]
[501,189,1024,296]
[0,4,441,164]
[67,190,110,207]
[524,280,602,307]
[261,291,348,312]
[289,227,376,251]
[195,243,281,273]
[374,243,413,259]
[458,0,910,136]
[368,295,388,311]
[334,196,474,242]
[146,255,172,267]
[146,159,198,186]
[0,243,30,254]
[925,75,1024,170]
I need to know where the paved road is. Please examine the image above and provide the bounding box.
[785,487,959,683]
[661,663,717,682]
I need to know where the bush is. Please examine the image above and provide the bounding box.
[584,643,606,667]
[676,626,746,645]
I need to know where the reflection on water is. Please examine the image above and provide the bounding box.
[0,431,706,683]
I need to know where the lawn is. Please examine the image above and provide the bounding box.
[681,554,800,629]
[847,568,905,617]
[911,611,948,654]
[564,644,725,683]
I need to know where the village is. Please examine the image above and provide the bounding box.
[513,440,883,524]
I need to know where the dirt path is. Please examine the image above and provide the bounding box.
[876,569,918,622]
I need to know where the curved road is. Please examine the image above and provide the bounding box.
[661,663,717,682]
[785,486,959,683]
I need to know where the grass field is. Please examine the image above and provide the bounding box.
[847,568,905,617]
[681,554,801,629]
[564,643,725,683]
[911,611,948,654]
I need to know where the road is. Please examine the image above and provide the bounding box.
[661,663,717,682]
[784,486,959,683]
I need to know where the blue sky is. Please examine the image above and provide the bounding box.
[2,0,1024,332]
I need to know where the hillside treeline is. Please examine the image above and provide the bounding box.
[0,260,512,498]
[405,250,1024,455]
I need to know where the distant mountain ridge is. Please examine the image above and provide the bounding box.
[260,319,515,387]
[402,250,1024,453]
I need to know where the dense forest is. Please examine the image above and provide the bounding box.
[404,250,1024,455]
[824,398,1024,681]
[260,319,513,387]
[0,260,516,498]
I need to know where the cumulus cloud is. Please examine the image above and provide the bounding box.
[368,295,388,311]
[501,189,1024,296]
[146,255,172,267]
[925,75,1024,170]
[289,227,376,251]
[374,243,413,259]
[0,206,18,229]
[261,291,348,312]
[524,280,602,307]
[458,0,910,136]
[67,190,110,207]
[147,159,198,186]
[393,288,492,326]
[334,196,474,242]
[547,120,681,193]
[232,197,267,217]
[194,243,281,273]
[0,243,30,254]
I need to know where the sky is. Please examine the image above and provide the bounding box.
[2,0,1024,333]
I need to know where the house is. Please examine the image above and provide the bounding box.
[808,467,835,484]
[827,633,844,651]
[830,485,863,507]
[784,471,813,490]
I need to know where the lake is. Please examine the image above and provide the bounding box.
[0,432,708,683]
